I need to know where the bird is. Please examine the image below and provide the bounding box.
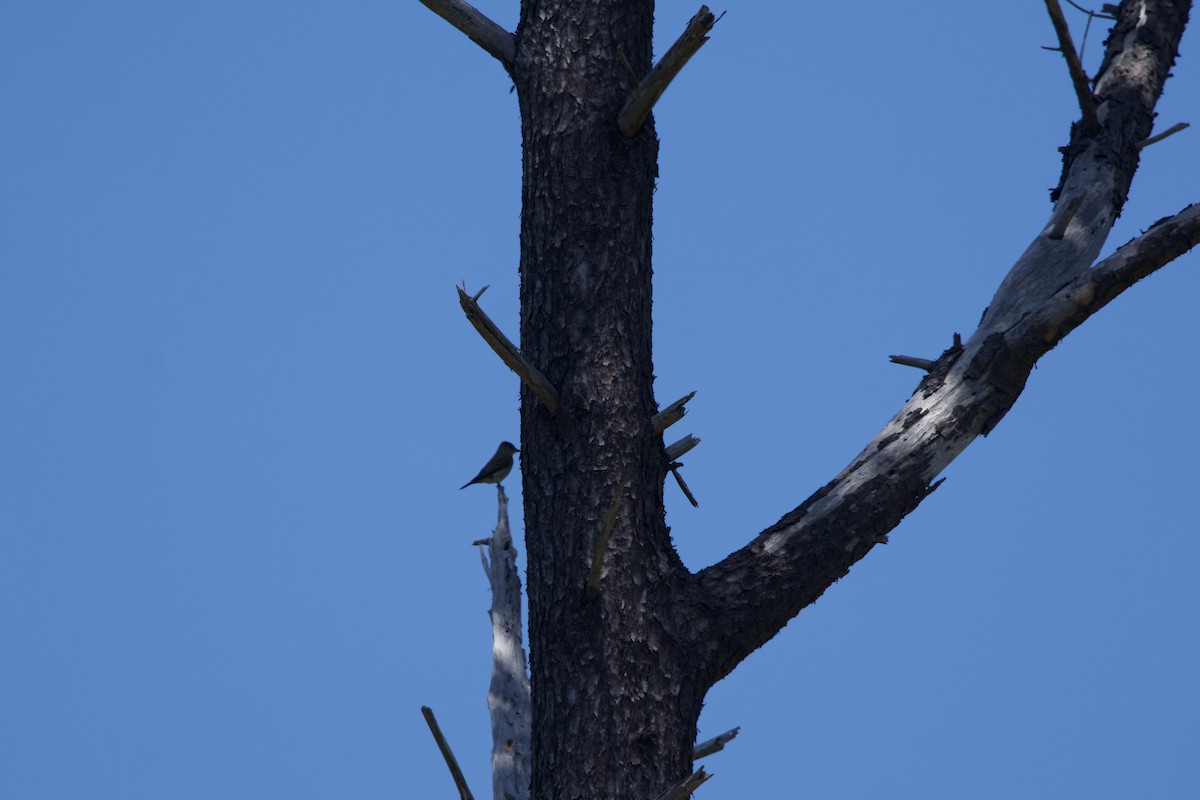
[460,441,520,489]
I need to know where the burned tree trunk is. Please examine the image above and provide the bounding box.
[422,1,1198,798]
[512,6,703,800]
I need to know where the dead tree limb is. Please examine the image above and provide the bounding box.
[693,727,740,760]
[418,0,515,68]
[888,355,936,371]
[476,486,532,800]
[458,285,560,413]
[652,391,697,433]
[1136,121,1190,149]
[665,434,699,462]
[690,0,1196,687]
[617,6,717,137]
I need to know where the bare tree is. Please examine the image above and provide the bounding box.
[421,2,1198,799]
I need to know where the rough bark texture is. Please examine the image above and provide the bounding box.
[512,3,702,799]
[424,1,1199,798]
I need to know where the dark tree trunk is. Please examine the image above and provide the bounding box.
[423,1,1200,798]
[512,3,704,799]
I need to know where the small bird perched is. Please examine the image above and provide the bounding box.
[460,441,520,489]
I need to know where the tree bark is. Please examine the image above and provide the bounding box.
[424,1,1200,798]
[512,4,706,799]
[690,0,1195,685]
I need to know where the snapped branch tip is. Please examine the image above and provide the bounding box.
[889,355,936,371]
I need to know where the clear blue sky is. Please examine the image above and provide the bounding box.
[3,2,1198,798]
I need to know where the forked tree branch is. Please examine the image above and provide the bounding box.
[690,0,1196,685]
[1045,0,1101,133]
[419,0,515,68]
[1030,203,1200,345]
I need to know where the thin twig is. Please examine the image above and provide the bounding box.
[669,464,699,508]
[420,706,476,800]
[1064,0,1116,20]
[585,490,624,601]
[652,391,696,434]
[458,285,560,413]
[418,0,515,68]
[693,727,740,760]
[617,6,718,137]
[1135,121,1190,149]
[1044,0,1100,134]
[1079,10,1093,62]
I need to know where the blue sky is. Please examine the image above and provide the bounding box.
[3,2,1198,798]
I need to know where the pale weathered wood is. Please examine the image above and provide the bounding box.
[652,391,696,434]
[691,1,1197,685]
[693,727,740,760]
[476,486,532,800]
[665,434,699,462]
[1136,121,1190,149]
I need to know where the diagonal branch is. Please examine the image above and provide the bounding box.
[458,285,561,413]
[421,706,477,800]
[688,0,1195,686]
[694,201,1199,684]
[1136,121,1190,149]
[618,6,718,137]
[419,0,515,69]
